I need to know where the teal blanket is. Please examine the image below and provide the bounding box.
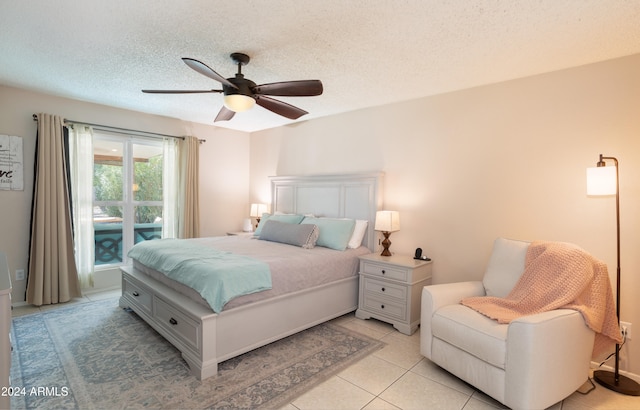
[128,239,272,313]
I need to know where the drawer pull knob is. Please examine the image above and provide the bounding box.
[169,317,178,325]
[381,269,386,274]
[381,304,385,309]
[132,291,139,297]
[381,287,385,292]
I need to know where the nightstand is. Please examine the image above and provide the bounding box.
[355,253,432,335]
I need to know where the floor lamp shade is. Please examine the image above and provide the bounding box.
[587,166,616,196]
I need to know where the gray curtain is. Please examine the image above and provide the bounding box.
[27,113,81,305]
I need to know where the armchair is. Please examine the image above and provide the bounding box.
[420,238,596,410]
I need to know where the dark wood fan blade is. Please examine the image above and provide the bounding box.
[182,58,238,89]
[142,89,222,94]
[254,80,323,96]
[214,106,235,122]
[255,96,308,120]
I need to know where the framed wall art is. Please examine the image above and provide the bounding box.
[0,135,23,190]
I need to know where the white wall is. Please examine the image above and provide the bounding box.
[0,85,250,301]
[2,53,638,378]
[250,54,640,377]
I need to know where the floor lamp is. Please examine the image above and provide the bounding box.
[587,154,640,396]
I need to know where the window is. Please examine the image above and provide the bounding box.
[93,133,164,266]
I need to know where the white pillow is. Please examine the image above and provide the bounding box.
[348,220,368,249]
[482,237,530,297]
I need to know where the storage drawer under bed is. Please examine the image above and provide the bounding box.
[154,297,200,351]
[122,275,153,314]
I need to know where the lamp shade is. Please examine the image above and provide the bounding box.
[250,203,268,218]
[587,166,616,196]
[375,211,400,232]
[224,94,256,112]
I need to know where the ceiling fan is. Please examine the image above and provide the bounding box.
[142,53,323,122]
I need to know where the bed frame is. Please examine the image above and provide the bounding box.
[119,172,383,380]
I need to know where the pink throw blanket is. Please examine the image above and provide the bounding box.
[461,241,622,357]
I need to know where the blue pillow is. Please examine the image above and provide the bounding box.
[301,217,356,251]
[254,213,305,236]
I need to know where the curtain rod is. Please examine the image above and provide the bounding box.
[32,114,206,143]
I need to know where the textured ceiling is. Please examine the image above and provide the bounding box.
[1,1,639,133]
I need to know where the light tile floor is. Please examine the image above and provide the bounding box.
[286,314,640,410]
[12,290,640,410]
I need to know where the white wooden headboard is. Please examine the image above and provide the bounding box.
[270,173,384,252]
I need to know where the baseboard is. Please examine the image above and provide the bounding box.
[82,285,121,295]
[591,361,640,383]
[11,285,122,308]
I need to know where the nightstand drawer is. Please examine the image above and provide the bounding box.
[361,294,406,320]
[361,261,408,281]
[363,277,407,300]
[155,297,200,351]
[122,275,153,314]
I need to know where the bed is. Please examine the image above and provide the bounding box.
[118,173,383,380]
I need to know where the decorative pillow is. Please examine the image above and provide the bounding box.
[348,220,368,249]
[301,217,356,251]
[258,220,319,249]
[253,213,305,236]
[482,237,530,297]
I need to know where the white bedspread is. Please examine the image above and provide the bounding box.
[131,236,371,311]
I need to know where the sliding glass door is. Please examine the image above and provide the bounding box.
[93,134,164,266]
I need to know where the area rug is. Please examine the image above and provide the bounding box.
[10,297,384,409]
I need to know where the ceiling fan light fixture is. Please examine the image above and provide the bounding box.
[144,54,323,121]
[223,93,255,112]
